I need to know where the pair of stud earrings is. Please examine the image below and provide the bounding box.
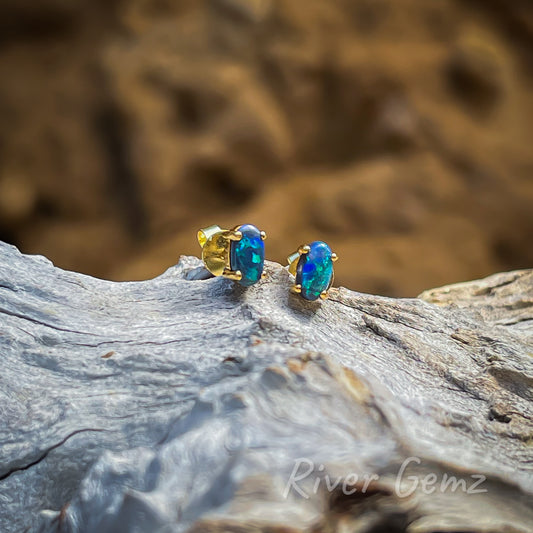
[197,223,338,301]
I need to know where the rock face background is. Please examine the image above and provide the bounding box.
[0,0,532,295]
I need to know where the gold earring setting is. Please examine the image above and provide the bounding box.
[198,224,266,286]
[287,241,338,301]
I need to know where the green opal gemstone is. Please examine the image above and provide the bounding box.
[296,241,333,301]
[230,224,265,286]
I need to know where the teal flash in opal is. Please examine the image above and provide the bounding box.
[230,224,265,286]
[296,241,334,301]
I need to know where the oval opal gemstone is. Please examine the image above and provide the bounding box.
[230,224,265,286]
[296,241,333,301]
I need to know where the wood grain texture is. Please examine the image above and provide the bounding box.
[0,241,531,532]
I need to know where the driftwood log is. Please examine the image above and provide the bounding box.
[0,240,532,532]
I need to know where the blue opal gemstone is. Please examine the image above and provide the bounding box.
[296,241,334,301]
[230,224,265,286]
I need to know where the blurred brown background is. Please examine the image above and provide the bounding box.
[0,0,532,296]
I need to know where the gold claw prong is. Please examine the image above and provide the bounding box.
[331,252,338,262]
[260,230,267,241]
[223,268,243,281]
[298,244,311,255]
[291,284,302,294]
[261,271,267,279]
[320,290,329,300]
[227,231,243,241]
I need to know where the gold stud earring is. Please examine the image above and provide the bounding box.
[287,241,338,300]
[197,224,266,286]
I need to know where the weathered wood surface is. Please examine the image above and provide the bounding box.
[0,240,531,533]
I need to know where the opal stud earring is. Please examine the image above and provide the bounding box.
[287,241,338,301]
[197,224,266,286]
